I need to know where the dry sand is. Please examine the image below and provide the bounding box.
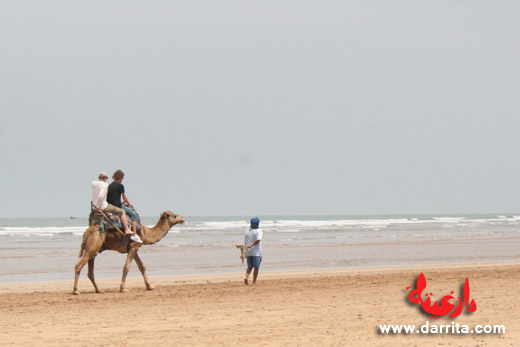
[1,262,518,346]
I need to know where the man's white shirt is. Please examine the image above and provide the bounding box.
[91,180,108,210]
[244,228,263,257]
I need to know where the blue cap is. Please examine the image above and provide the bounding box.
[250,217,260,228]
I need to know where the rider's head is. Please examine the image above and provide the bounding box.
[112,170,125,181]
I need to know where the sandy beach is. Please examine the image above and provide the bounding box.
[0,262,518,346]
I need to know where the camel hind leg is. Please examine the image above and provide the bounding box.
[87,258,103,293]
[73,225,104,295]
[73,253,90,295]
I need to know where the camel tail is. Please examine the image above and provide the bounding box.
[78,227,96,258]
[78,241,86,258]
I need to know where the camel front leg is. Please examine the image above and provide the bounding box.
[120,248,138,292]
[87,258,103,293]
[134,253,154,291]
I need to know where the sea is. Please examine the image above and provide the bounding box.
[1,214,519,283]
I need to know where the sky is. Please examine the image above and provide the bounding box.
[1,1,520,218]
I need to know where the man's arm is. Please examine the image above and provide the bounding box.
[248,239,261,248]
[122,193,133,206]
[248,229,262,248]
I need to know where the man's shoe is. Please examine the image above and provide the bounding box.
[130,234,143,243]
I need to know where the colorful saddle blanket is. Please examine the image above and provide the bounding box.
[89,206,141,233]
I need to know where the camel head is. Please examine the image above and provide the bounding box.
[160,211,185,227]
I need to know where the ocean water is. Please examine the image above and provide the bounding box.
[0,214,519,283]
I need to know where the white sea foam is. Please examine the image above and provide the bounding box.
[277,229,301,233]
[431,217,466,221]
[2,215,520,238]
[0,226,86,236]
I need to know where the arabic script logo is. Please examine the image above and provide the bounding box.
[406,273,477,319]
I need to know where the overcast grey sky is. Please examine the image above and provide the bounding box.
[1,1,519,217]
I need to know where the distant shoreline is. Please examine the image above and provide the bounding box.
[1,260,518,294]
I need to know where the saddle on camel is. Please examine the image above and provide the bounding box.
[89,202,142,239]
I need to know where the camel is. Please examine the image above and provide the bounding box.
[73,210,184,295]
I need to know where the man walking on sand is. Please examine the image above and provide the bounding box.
[244,217,262,286]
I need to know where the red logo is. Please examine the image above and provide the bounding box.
[406,273,477,319]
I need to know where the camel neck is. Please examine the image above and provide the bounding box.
[142,220,171,244]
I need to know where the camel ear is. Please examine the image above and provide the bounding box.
[161,212,166,219]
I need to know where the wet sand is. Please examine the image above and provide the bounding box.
[0,262,518,346]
